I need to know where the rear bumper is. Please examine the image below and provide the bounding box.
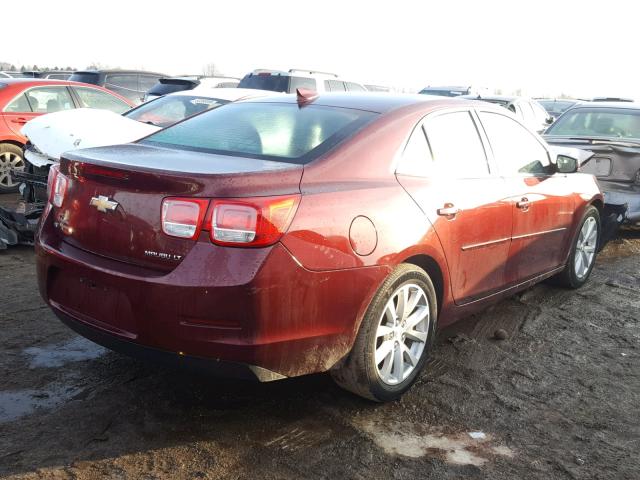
[36,212,388,379]
[55,306,285,381]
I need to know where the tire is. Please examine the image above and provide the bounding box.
[331,264,437,402]
[553,205,600,289]
[0,143,26,193]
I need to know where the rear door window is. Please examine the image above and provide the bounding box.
[397,125,432,177]
[423,111,490,177]
[105,74,140,102]
[324,80,346,92]
[4,93,32,112]
[289,77,317,91]
[479,111,551,175]
[73,86,131,113]
[24,86,74,113]
[344,82,366,92]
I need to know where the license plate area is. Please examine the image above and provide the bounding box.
[48,267,137,339]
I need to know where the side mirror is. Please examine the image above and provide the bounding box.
[546,116,555,125]
[556,154,578,173]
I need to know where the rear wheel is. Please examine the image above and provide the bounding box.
[553,205,600,288]
[331,264,437,402]
[0,143,26,193]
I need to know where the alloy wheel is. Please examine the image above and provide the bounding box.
[574,216,598,280]
[0,151,25,188]
[375,283,429,385]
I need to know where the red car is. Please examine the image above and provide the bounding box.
[35,93,602,401]
[0,78,133,192]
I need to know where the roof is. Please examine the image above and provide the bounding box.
[240,92,479,114]
[461,94,519,102]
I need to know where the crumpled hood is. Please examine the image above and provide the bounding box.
[21,108,160,166]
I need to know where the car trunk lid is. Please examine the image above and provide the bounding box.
[56,144,303,271]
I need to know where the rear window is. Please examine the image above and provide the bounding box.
[238,74,291,92]
[126,95,229,128]
[140,102,377,164]
[546,108,640,139]
[69,72,100,85]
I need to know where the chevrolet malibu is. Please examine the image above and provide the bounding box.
[36,92,603,402]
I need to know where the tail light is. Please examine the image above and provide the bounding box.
[47,164,68,208]
[161,198,209,239]
[210,195,300,247]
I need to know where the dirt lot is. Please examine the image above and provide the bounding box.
[1,193,639,479]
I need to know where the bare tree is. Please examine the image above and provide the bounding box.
[202,63,220,77]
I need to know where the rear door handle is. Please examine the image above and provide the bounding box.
[437,203,460,217]
[11,117,28,124]
[516,197,530,211]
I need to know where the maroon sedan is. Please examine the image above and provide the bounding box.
[36,93,602,401]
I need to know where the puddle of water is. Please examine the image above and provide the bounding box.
[23,337,106,368]
[354,420,513,466]
[0,383,83,424]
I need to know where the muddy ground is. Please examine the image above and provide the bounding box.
[1,193,639,479]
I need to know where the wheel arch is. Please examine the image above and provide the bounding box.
[400,254,444,317]
[0,139,25,150]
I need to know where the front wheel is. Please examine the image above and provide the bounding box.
[331,264,437,402]
[0,143,26,193]
[553,205,600,289]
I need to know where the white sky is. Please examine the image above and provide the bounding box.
[4,0,639,98]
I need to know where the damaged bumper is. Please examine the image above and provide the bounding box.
[602,181,640,224]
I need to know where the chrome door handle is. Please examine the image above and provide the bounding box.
[516,197,530,210]
[437,203,460,217]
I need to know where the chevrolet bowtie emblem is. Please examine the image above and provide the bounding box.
[90,195,118,213]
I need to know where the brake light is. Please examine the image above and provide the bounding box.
[209,195,300,247]
[46,164,59,203]
[47,165,68,208]
[161,198,209,239]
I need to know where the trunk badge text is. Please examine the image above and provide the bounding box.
[144,250,183,261]
[90,195,118,213]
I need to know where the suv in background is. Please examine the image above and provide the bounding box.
[69,70,166,104]
[144,76,240,101]
[237,69,367,93]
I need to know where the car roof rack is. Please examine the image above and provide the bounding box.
[288,68,338,78]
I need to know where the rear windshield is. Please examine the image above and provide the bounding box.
[238,74,291,92]
[140,102,377,164]
[545,107,640,139]
[146,81,196,98]
[69,72,100,85]
[125,95,230,128]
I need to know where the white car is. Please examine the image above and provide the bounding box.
[22,88,270,167]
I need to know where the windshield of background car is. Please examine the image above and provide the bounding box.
[539,100,574,115]
[69,72,100,85]
[140,102,377,164]
[238,75,291,92]
[125,95,230,128]
[545,107,640,139]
